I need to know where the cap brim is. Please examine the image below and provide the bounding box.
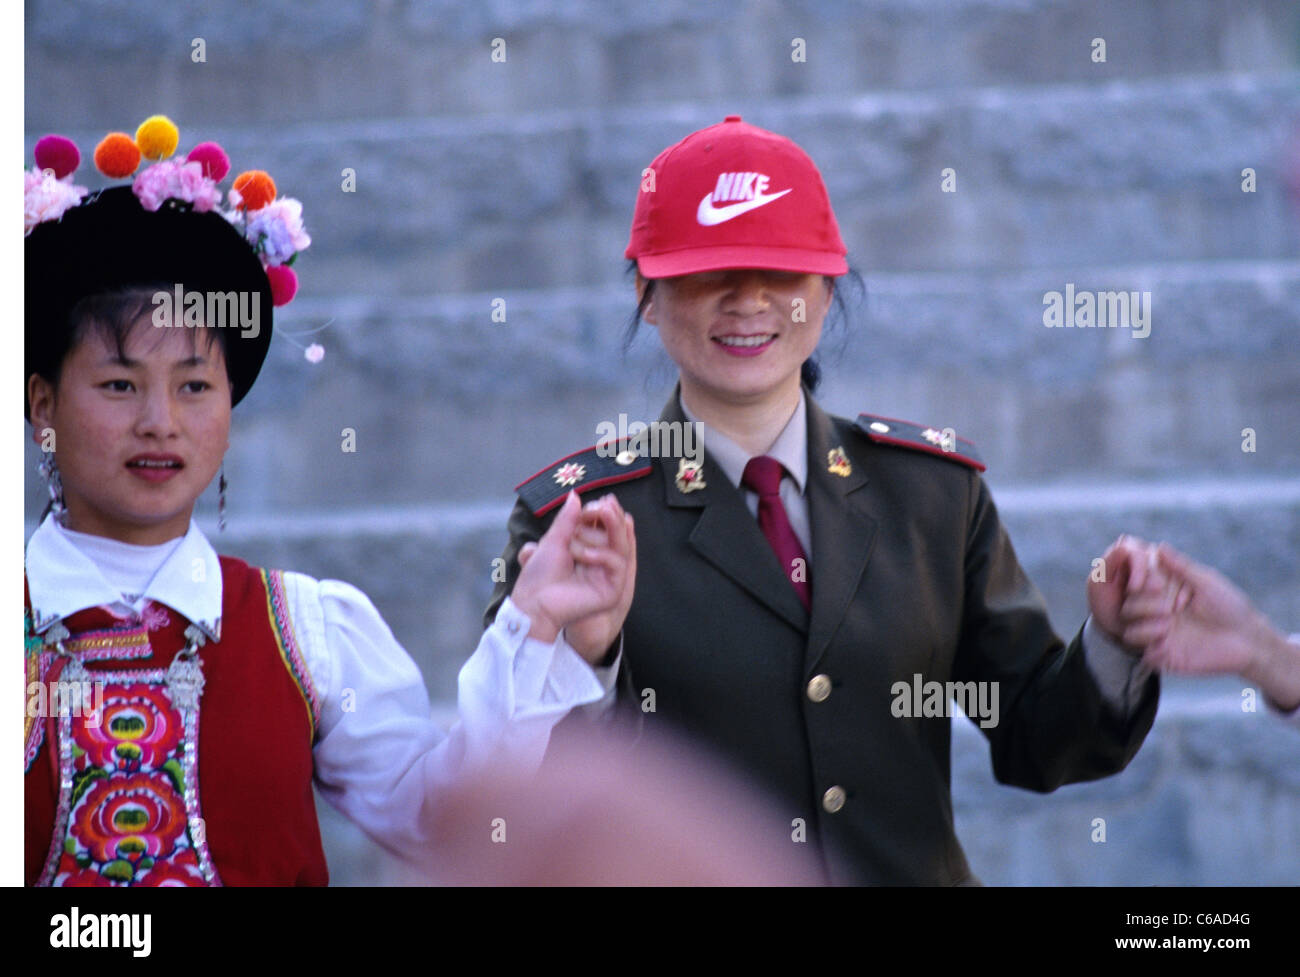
[635,245,847,278]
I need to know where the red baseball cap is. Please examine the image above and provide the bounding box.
[625,115,848,278]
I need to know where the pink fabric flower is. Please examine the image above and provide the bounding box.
[131,158,222,213]
[139,601,172,632]
[24,166,87,235]
[243,197,311,265]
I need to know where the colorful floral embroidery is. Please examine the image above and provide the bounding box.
[40,664,218,887]
[53,859,113,887]
[135,856,207,887]
[71,770,189,864]
[27,608,155,773]
[74,685,181,770]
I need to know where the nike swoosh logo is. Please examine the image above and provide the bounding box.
[696,187,792,226]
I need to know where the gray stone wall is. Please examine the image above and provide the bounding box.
[24,0,1299,884]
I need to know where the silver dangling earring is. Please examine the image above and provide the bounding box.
[218,465,228,532]
[37,452,66,523]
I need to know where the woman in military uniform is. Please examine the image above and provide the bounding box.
[487,116,1161,884]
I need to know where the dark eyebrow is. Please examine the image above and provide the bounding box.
[95,355,211,369]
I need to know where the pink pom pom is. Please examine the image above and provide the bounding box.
[186,142,231,182]
[266,264,298,307]
[34,135,81,179]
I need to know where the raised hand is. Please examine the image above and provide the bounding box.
[509,492,636,664]
[1087,534,1167,648]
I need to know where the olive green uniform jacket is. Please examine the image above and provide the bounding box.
[486,391,1159,884]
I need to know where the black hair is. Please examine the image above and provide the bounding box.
[622,260,864,393]
[33,284,235,397]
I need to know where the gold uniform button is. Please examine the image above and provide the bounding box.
[822,786,846,813]
[807,674,832,702]
[615,449,638,466]
[869,421,890,434]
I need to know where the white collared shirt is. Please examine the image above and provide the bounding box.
[28,518,223,640]
[25,516,618,860]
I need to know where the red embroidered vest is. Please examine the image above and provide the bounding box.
[25,556,329,886]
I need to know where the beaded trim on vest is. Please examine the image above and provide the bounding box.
[24,609,46,772]
[262,569,320,740]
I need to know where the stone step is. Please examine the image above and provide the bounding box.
[26,0,1299,126]
[28,477,1292,704]
[25,257,1290,508]
[25,475,1296,885]
[21,379,1300,525]
[26,0,1300,891]
[28,75,1300,292]
[950,688,1300,884]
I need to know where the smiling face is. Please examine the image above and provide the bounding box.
[28,313,232,545]
[639,268,833,414]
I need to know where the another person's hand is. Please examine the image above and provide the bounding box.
[510,492,636,664]
[1117,544,1300,711]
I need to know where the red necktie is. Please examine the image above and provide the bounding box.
[742,456,811,611]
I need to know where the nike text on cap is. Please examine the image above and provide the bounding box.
[626,115,848,279]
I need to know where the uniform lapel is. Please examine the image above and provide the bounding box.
[657,391,809,633]
[804,395,878,670]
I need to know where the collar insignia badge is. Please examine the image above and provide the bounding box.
[827,447,852,477]
[675,458,706,493]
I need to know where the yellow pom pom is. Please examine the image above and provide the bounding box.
[135,115,180,160]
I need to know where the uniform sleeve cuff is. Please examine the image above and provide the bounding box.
[1083,615,1153,712]
[575,633,622,718]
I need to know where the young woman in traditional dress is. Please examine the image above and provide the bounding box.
[24,118,634,886]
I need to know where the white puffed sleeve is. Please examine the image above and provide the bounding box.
[280,571,614,856]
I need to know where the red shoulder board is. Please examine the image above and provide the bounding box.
[854,413,986,471]
[516,441,654,516]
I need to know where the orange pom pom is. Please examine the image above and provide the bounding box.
[231,170,276,211]
[94,132,142,178]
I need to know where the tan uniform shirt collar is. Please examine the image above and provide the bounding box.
[679,390,808,494]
